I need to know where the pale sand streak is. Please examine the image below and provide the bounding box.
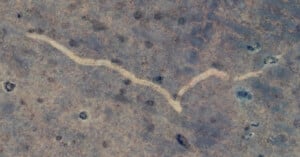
[25,33,264,113]
[177,69,230,99]
[233,70,263,81]
[26,33,182,112]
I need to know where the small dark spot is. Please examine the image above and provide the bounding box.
[133,10,143,20]
[154,12,163,20]
[20,99,26,105]
[144,41,153,48]
[293,118,300,128]
[176,134,190,149]
[246,42,261,53]
[27,28,35,33]
[178,17,186,25]
[264,56,278,64]
[47,77,55,83]
[146,123,155,132]
[102,141,109,148]
[27,28,44,34]
[81,15,88,20]
[244,126,250,131]
[145,100,155,106]
[3,81,16,92]
[79,111,88,120]
[111,58,122,65]
[153,75,164,84]
[246,45,255,51]
[242,132,255,140]
[32,127,37,132]
[250,122,260,127]
[56,135,62,141]
[17,13,22,18]
[119,88,126,95]
[68,39,79,47]
[258,154,264,157]
[211,62,223,70]
[236,89,252,100]
[117,35,126,43]
[91,20,107,31]
[36,97,44,103]
[296,55,300,61]
[209,117,217,123]
[123,79,131,85]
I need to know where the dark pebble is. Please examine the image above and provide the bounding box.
[244,126,250,131]
[79,111,88,120]
[153,75,164,84]
[236,89,252,100]
[250,122,260,127]
[123,79,132,85]
[3,81,16,92]
[176,134,190,149]
[145,100,155,106]
[17,13,22,18]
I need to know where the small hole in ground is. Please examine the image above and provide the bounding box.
[79,111,88,120]
[3,81,16,92]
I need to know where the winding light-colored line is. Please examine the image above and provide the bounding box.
[26,33,182,112]
[233,70,263,81]
[177,68,230,99]
[25,33,272,113]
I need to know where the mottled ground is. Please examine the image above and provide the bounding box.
[0,0,300,157]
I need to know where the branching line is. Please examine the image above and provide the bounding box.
[26,33,275,113]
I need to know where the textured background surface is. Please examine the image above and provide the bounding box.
[0,0,300,156]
